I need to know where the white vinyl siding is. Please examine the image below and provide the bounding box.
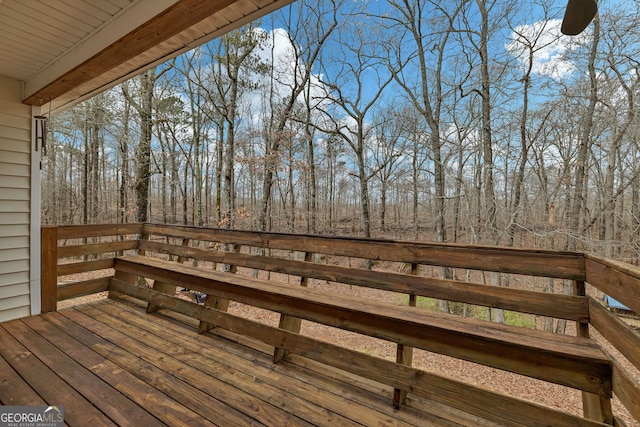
[0,76,32,322]
[0,271,29,287]
[0,304,30,323]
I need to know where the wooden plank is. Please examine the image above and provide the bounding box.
[0,323,116,426]
[588,297,640,371]
[108,283,607,427]
[58,240,138,258]
[0,351,47,406]
[101,298,458,427]
[57,258,114,276]
[80,302,330,427]
[142,223,585,279]
[57,277,110,301]
[56,223,143,239]
[110,257,612,396]
[40,226,58,313]
[59,306,290,427]
[138,239,588,321]
[585,256,640,315]
[612,360,640,423]
[3,319,160,427]
[41,312,215,427]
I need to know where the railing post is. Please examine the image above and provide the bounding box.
[40,226,58,313]
[393,262,418,409]
[575,279,614,424]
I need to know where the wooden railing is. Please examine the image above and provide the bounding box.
[41,223,640,426]
[40,223,143,311]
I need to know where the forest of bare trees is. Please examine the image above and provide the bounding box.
[42,0,640,264]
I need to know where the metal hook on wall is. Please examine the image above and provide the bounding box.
[34,115,47,155]
[33,97,52,156]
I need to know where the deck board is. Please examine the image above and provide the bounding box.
[0,297,501,426]
[89,300,356,427]
[0,322,116,427]
[40,311,212,427]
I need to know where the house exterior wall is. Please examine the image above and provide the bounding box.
[0,75,36,322]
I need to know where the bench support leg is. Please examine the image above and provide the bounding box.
[273,316,302,363]
[147,281,177,313]
[198,244,238,333]
[148,237,189,313]
[273,251,313,363]
[394,283,417,408]
[109,270,139,299]
[198,296,230,333]
[393,264,419,409]
[582,392,613,424]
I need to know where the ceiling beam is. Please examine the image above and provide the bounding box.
[23,0,237,106]
[22,0,177,102]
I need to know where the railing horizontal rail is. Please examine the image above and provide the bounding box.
[57,259,115,276]
[42,224,141,307]
[585,255,640,315]
[56,223,143,240]
[139,239,589,321]
[612,360,640,423]
[58,240,138,258]
[588,297,640,372]
[58,277,110,301]
[143,224,586,280]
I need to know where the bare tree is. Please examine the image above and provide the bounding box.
[504,3,559,246]
[316,10,394,240]
[257,0,341,232]
[122,68,169,223]
[371,104,408,233]
[384,0,466,312]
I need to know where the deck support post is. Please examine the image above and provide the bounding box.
[41,226,58,313]
[198,243,239,333]
[575,280,614,424]
[393,262,418,408]
[273,251,313,363]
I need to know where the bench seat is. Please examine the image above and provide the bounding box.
[111,255,612,397]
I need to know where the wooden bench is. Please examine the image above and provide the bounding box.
[109,255,612,399]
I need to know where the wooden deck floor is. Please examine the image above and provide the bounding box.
[0,297,504,427]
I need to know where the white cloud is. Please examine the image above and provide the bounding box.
[505,19,590,79]
[241,27,332,127]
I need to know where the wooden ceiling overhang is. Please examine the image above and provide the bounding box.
[22,0,294,113]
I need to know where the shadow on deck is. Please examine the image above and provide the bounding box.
[0,296,488,427]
